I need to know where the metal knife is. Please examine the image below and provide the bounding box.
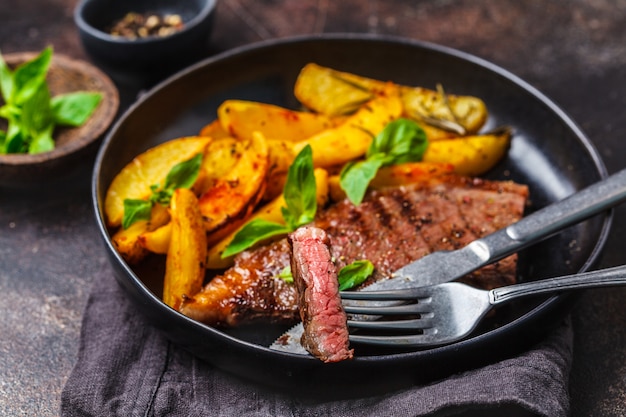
[270,168,626,353]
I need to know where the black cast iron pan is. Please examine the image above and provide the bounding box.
[92,34,610,398]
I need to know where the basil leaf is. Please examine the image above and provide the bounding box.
[149,152,203,206]
[12,47,51,104]
[4,122,25,153]
[368,118,428,164]
[51,92,102,126]
[277,266,293,283]
[0,129,7,154]
[122,199,153,230]
[28,125,55,154]
[21,80,53,135]
[0,47,103,155]
[164,152,203,191]
[339,153,386,206]
[338,259,374,291]
[150,188,174,206]
[0,103,21,120]
[282,144,317,229]
[222,219,292,258]
[0,51,14,103]
[340,118,428,205]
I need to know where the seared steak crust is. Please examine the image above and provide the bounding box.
[288,226,353,362]
[180,175,529,327]
[179,239,298,327]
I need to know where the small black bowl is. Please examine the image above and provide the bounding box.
[74,0,216,87]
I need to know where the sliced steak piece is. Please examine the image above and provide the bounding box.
[180,174,529,327]
[288,226,353,362]
[179,238,299,326]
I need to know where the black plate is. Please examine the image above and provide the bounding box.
[92,34,610,397]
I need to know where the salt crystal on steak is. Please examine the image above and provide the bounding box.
[288,226,354,362]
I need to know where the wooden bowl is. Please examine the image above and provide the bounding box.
[0,52,119,188]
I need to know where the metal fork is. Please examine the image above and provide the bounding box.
[340,264,626,347]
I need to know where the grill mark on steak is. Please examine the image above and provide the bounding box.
[180,175,529,327]
[376,192,431,263]
[288,226,353,362]
[316,197,411,285]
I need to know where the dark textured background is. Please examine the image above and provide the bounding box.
[1,1,626,415]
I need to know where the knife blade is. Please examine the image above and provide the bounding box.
[270,168,626,353]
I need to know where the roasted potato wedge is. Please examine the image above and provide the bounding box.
[422,128,511,176]
[293,91,403,168]
[294,63,488,136]
[163,188,207,310]
[104,136,211,228]
[112,203,171,263]
[328,162,454,202]
[400,85,488,137]
[198,132,270,246]
[262,138,297,201]
[294,63,375,116]
[195,137,246,194]
[206,168,329,270]
[137,222,171,254]
[199,119,231,139]
[217,99,336,142]
[111,220,150,265]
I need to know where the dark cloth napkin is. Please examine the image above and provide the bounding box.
[61,267,573,417]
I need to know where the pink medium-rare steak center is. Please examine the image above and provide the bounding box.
[288,226,353,362]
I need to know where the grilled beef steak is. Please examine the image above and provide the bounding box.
[288,226,354,362]
[180,175,529,327]
[178,238,298,327]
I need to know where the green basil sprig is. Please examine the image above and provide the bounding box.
[339,118,428,205]
[0,47,103,154]
[276,259,374,291]
[122,153,203,229]
[222,144,316,258]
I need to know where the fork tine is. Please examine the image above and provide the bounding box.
[347,317,433,330]
[340,287,431,300]
[343,301,431,316]
[349,329,450,347]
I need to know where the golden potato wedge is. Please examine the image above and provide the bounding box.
[293,91,403,168]
[104,136,211,228]
[422,128,511,176]
[163,188,207,310]
[294,63,488,135]
[138,222,171,254]
[327,162,454,202]
[400,85,488,137]
[217,99,336,142]
[294,63,376,116]
[262,138,297,201]
[111,203,171,263]
[111,220,150,265]
[195,137,246,195]
[199,119,231,139]
[198,132,270,246]
[206,168,329,269]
